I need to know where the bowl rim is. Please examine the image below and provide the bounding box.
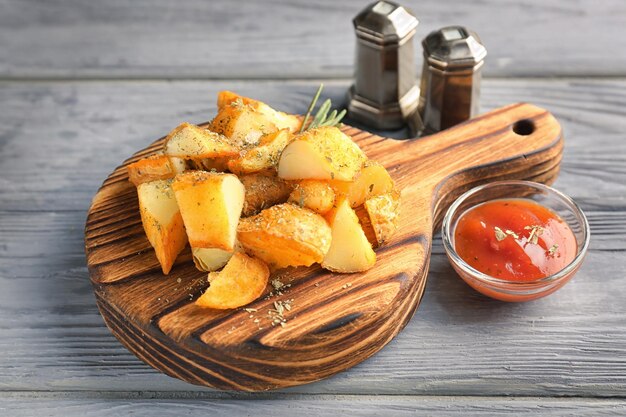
[441,180,590,287]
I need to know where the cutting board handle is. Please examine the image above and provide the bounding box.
[373,102,563,230]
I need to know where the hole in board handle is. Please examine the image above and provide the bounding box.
[512,119,535,136]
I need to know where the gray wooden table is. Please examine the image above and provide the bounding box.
[1,0,625,415]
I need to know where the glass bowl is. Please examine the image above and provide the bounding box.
[441,180,590,302]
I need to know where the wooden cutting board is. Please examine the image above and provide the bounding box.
[85,102,563,391]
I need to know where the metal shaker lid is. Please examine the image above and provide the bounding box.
[353,1,419,46]
[422,26,487,70]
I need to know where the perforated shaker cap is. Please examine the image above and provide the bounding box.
[423,26,487,70]
[353,1,419,45]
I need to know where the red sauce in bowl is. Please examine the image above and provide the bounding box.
[454,199,577,282]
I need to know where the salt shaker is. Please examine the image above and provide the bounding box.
[347,1,420,130]
[418,26,487,135]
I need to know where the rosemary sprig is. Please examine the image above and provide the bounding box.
[299,84,323,133]
[299,84,347,133]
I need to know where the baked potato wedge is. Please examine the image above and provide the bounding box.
[190,157,230,173]
[288,179,336,215]
[364,191,401,246]
[353,204,379,248]
[278,126,366,181]
[136,179,188,274]
[239,171,293,217]
[210,102,278,147]
[332,162,395,207]
[172,171,245,251]
[164,122,239,159]
[127,154,186,186]
[237,203,332,269]
[322,198,376,273]
[217,90,258,109]
[227,129,292,174]
[217,90,301,133]
[195,252,269,309]
[192,247,234,272]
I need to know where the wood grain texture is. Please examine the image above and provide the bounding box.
[2,395,626,417]
[85,102,563,390]
[2,0,626,408]
[1,0,626,79]
[1,80,625,396]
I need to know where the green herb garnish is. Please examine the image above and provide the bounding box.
[494,226,507,242]
[525,225,545,245]
[299,84,347,133]
[548,244,559,256]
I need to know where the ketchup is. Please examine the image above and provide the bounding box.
[454,199,577,282]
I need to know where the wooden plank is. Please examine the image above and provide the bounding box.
[1,0,625,79]
[1,395,626,416]
[0,79,625,212]
[0,79,625,395]
[2,251,625,394]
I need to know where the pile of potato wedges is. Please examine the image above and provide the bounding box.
[127,92,400,309]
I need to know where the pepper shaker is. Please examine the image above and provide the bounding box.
[347,1,420,130]
[418,26,487,135]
